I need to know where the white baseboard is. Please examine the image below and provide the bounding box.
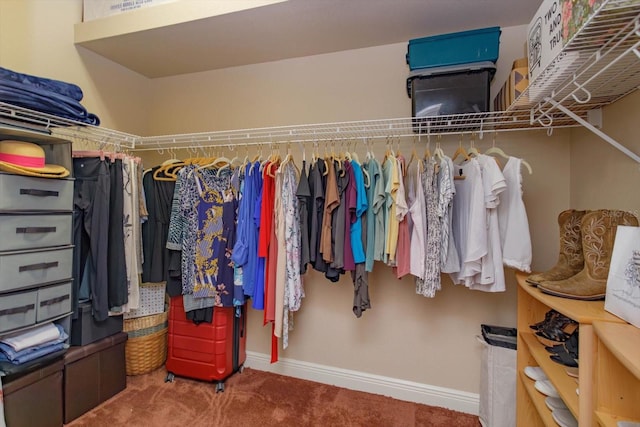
[244,351,479,415]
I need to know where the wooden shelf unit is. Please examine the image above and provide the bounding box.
[593,321,640,426]
[516,271,626,427]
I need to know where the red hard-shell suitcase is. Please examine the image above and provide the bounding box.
[165,296,247,392]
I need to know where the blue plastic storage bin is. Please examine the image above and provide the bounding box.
[406,26,501,70]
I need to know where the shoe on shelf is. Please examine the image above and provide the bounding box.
[552,408,578,427]
[530,310,575,332]
[546,328,579,356]
[565,367,579,378]
[524,366,548,381]
[535,318,578,352]
[538,210,639,300]
[535,379,560,398]
[545,396,568,412]
[550,350,579,368]
[526,209,587,287]
[529,309,560,330]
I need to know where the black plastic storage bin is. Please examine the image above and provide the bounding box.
[407,62,496,122]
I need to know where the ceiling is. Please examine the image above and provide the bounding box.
[75,0,543,78]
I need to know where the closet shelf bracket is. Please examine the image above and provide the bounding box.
[545,98,640,164]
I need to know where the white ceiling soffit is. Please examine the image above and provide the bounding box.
[75,0,543,78]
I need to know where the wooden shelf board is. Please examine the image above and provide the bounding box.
[595,410,640,427]
[520,371,557,427]
[515,271,626,324]
[593,321,640,381]
[521,331,579,416]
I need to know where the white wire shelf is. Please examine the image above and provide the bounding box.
[0,101,138,149]
[512,0,640,125]
[0,0,638,157]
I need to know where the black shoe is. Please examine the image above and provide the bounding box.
[550,349,579,368]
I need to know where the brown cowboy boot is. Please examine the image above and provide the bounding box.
[538,209,639,300]
[526,210,587,286]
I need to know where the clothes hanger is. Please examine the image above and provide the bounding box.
[322,140,330,176]
[468,132,481,157]
[484,133,533,175]
[451,134,471,164]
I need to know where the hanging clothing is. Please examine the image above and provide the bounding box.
[383,155,400,264]
[408,161,426,280]
[141,166,175,283]
[259,162,278,321]
[121,158,140,313]
[394,155,411,278]
[497,157,532,273]
[417,158,442,297]
[470,154,507,292]
[329,160,347,274]
[108,159,128,309]
[350,161,368,264]
[280,162,303,349]
[439,156,460,274]
[342,160,356,272]
[72,157,111,321]
[351,160,370,318]
[191,170,226,301]
[296,160,312,274]
[309,159,328,273]
[364,158,383,271]
[450,159,487,287]
[320,160,339,264]
[252,167,266,309]
[231,168,245,307]
[215,181,237,307]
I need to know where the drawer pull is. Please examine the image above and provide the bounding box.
[0,304,35,316]
[19,261,59,272]
[16,227,57,234]
[40,294,70,307]
[19,189,59,197]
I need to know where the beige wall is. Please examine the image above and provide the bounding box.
[6,0,631,398]
[569,91,640,215]
[145,38,571,393]
[0,0,150,135]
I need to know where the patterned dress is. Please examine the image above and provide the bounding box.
[417,158,441,297]
[281,162,303,349]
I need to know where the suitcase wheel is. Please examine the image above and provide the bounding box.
[215,382,225,393]
[165,372,175,383]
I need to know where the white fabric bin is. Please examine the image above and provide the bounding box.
[478,326,517,427]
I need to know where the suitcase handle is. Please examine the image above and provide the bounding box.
[0,304,35,316]
[16,226,57,234]
[40,294,70,307]
[20,188,59,197]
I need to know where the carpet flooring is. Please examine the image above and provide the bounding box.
[65,367,480,427]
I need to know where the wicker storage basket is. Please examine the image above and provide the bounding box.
[124,311,168,376]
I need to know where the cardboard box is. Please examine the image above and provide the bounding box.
[493,59,529,111]
[527,0,605,82]
[83,0,177,21]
